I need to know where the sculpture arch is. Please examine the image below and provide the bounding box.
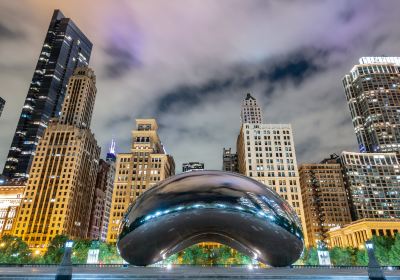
[117,171,304,266]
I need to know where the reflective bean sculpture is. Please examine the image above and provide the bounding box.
[117,171,304,266]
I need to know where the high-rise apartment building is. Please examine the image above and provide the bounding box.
[89,149,116,241]
[107,119,175,243]
[3,10,92,179]
[343,57,400,153]
[299,158,352,248]
[241,93,262,124]
[340,151,400,221]
[0,97,5,118]
[0,183,25,237]
[236,94,306,244]
[13,67,100,251]
[182,162,204,172]
[222,148,238,172]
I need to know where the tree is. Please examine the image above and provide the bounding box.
[99,242,123,264]
[355,249,368,266]
[388,234,400,266]
[43,234,68,264]
[0,235,31,264]
[233,251,252,265]
[372,235,393,266]
[329,247,354,266]
[71,239,91,264]
[181,245,206,265]
[214,246,232,264]
[165,253,178,265]
[304,247,319,265]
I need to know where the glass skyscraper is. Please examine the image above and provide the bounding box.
[3,10,92,179]
[343,57,400,153]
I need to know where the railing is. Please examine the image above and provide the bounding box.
[0,263,399,270]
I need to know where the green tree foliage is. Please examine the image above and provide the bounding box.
[43,234,68,264]
[355,249,368,266]
[329,247,354,266]
[213,246,232,264]
[389,234,400,266]
[181,245,206,265]
[372,235,394,266]
[99,242,123,264]
[234,251,252,265]
[71,239,91,264]
[303,247,319,265]
[0,235,31,264]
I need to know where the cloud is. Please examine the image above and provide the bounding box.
[0,0,399,173]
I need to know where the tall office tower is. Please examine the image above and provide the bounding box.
[0,97,5,118]
[341,151,400,220]
[237,123,307,244]
[222,147,238,172]
[299,159,352,248]
[241,93,262,124]
[343,57,400,153]
[236,94,307,243]
[88,142,116,241]
[3,10,92,179]
[0,183,25,237]
[106,119,175,243]
[182,162,204,172]
[13,67,100,252]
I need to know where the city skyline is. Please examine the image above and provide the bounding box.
[1,1,400,172]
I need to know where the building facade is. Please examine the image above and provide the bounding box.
[222,147,238,172]
[340,151,400,221]
[88,142,116,241]
[237,123,307,244]
[0,183,25,237]
[13,67,100,251]
[343,57,400,154]
[182,162,204,172]
[106,119,175,243]
[241,93,262,124]
[299,161,352,248]
[3,9,92,179]
[328,219,400,249]
[0,97,5,118]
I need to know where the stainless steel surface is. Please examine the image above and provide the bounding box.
[117,171,304,267]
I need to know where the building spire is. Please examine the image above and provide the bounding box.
[109,138,116,155]
[106,139,117,162]
[241,93,263,124]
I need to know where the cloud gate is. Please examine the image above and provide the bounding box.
[117,171,304,267]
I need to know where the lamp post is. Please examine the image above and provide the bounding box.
[365,240,385,280]
[55,240,73,280]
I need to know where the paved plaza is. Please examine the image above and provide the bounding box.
[0,266,399,279]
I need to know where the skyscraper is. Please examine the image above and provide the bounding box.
[106,119,175,243]
[0,97,5,118]
[3,10,92,179]
[13,67,100,252]
[341,57,400,222]
[222,147,238,172]
[299,157,352,248]
[88,140,116,241]
[340,151,400,220]
[241,93,262,124]
[182,162,204,172]
[236,94,307,245]
[343,57,400,153]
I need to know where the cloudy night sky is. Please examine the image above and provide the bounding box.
[0,0,398,172]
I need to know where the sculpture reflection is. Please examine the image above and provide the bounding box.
[117,171,304,267]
